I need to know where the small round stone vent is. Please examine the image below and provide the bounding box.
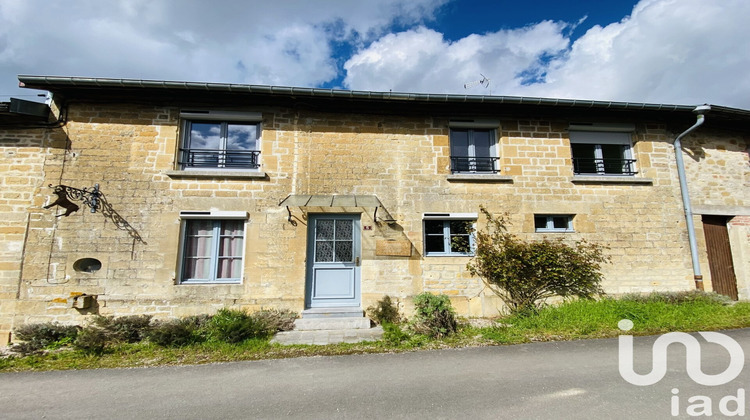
[73,258,102,273]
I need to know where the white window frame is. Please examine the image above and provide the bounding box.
[423,213,477,256]
[449,120,500,174]
[534,214,574,233]
[177,211,248,284]
[569,124,636,176]
[179,110,262,171]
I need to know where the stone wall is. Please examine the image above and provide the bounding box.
[2,100,749,342]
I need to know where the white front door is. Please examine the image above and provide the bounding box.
[306,214,361,308]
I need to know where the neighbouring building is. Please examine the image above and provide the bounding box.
[1,75,748,343]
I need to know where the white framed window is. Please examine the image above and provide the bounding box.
[569,125,635,176]
[449,121,499,173]
[179,110,261,170]
[179,211,247,284]
[534,215,574,233]
[423,213,476,256]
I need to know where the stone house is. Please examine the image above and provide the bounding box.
[1,75,748,343]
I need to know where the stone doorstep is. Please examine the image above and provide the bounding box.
[294,317,373,331]
[271,326,384,345]
[300,307,365,318]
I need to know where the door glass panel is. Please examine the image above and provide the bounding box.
[316,220,335,240]
[315,240,334,262]
[335,219,353,239]
[335,241,353,262]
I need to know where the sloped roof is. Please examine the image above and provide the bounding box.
[17,75,750,130]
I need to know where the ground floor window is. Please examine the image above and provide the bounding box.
[424,218,475,256]
[534,215,574,233]
[181,219,244,283]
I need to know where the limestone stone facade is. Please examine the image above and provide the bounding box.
[1,76,748,343]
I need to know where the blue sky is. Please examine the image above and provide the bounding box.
[1,0,749,108]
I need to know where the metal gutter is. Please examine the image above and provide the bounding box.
[20,75,736,114]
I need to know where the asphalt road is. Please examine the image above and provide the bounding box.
[2,328,750,419]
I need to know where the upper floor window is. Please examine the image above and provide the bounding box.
[449,123,499,174]
[179,111,261,170]
[569,126,635,176]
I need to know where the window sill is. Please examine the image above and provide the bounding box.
[446,174,513,183]
[571,176,653,184]
[178,280,242,285]
[425,254,474,257]
[166,170,268,180]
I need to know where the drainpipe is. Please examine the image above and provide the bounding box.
[673,104,711,290]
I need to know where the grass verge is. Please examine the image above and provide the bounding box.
[3,293,750,372]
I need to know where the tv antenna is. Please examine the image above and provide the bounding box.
[464,73,491,94]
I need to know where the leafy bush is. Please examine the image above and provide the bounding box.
[411,293,457,338]
[251,308,298,333]
[12,322,79,353]
[467,207,608,314]
[367,296,402,325]
[205,308,269,343]
[73,327,109,354]
[382,322,410,345]
[93,315,153,343]
[148,316,208,347]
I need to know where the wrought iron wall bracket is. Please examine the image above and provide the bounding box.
[45,184,100,214]
[44,184,146,244]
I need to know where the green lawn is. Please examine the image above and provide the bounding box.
[3,293,750,372]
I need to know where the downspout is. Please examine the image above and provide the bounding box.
[673,104,710,290]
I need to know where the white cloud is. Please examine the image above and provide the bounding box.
[0,0,446,100]
[343,22,570,94]
[344,0,750,108]
[2,0,749,109]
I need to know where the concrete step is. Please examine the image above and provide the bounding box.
[301,307,365,318]
[294,317,372,331]
[271,326,384,345]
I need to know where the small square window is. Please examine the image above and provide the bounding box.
[179,114,261,170]
[424,219,475,256]
[180,219,244,283]
[450,128,499,174]
[534,215,574,233]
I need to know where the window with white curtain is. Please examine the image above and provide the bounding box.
[181,219,244,283]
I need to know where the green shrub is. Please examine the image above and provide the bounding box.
[367,296,402,325]
[467,207,608,314]
[12,322,79,354]
[148,317,207,347]
[411,293,457,338]
[381,322,410,345]
[205,308,269,343]
[73,327,109,354]
[93,315,153,343]
[251,309,298,333]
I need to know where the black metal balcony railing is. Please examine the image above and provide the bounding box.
[450,156,500,173]
[179,149,261,169]
[572,158,637,175]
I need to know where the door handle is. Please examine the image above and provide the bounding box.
[355,257,360,266]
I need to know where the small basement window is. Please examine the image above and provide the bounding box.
[73,258,102,273]
[534,215,574,233]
